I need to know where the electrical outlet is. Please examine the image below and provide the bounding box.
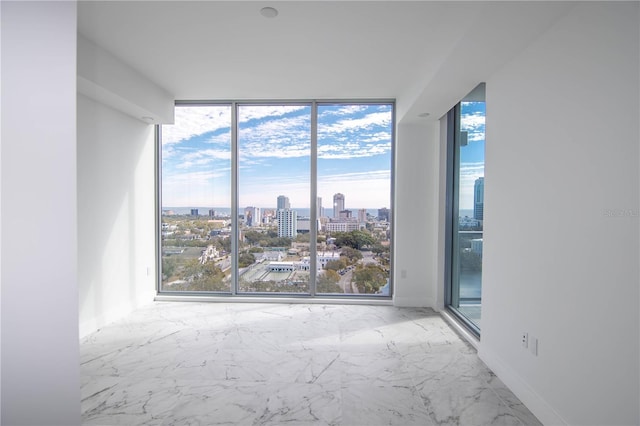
[521,332,529,348]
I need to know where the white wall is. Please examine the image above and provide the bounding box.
[77,34,174,125]
[393,122,440,307]
[1,2,80,424]
[77,94,157,338]
[479,3,639,425]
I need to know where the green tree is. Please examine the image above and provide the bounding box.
[371,244,388,255]
[317,270,343,293]
[244,230,263,245]
[295,233,310,243]
[334,230,376,250]
[220,237,232,253]
[325,258,347,271]
[161,256,177,279]
[340,247,363,264]
[353,264,387,294]
[238,252,256,268]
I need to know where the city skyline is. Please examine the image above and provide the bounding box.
[163,190,389,218]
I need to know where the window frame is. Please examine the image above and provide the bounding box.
[156,99,396,300]
[445,85,485,337]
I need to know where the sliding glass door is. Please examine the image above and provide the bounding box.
[447,84,485,333]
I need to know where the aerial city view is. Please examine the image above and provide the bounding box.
[161,193,391,294]
[160,104,393,295]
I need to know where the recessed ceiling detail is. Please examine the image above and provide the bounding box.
[260,7,278,18]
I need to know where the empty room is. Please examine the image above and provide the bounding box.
[1,1,638,425]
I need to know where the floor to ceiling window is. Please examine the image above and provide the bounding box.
[316,104,393,295]
[158,101,394,297]
[446,84,485,334]
[238,104,312,293]
[159,104,233,292]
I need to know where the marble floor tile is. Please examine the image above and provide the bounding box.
[81,302,539,426]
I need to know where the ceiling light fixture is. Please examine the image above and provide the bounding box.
[260,7,278,18]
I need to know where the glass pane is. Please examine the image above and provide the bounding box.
[160,105,232,292]
[453,90,485,328]
[238,105,311,294]
[317,104,393,295]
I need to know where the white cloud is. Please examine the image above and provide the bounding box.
[239,113,311,159]
[162,105,231,145]
[320,111,392,135]
[318,140,391,159]
[238,105,308,123]
[461,111,485,142]
[318,105,368,118]
[182,148,231,162]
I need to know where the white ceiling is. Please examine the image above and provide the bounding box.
[78,1,574,123]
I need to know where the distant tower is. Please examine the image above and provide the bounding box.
[277,195,290,210]
[474,177,484,220]
[190,208,199,217]
[317,197,323,218]
[358,209,367,224]
[208,209,216,218]
[245,207,261,227]
[277,209,297,238]
[333,193,345,218]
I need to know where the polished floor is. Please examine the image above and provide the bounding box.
[80,302,541,425]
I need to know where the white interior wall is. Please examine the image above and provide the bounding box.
[393,122,439,307]
[0,2,80,424]
[77,94,157,338]
[77,34,174,125]
[479,3,639,425]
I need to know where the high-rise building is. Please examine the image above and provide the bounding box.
[245,207,261,227]
[317,197,324,218]
[208,209,216,218]
[277,195,290,210]
[277,209,297,238]
[190,208,199,216]
[358,208,367,224]
[378,207,390,222]
[474,177,484,220]
[333,193,345,217]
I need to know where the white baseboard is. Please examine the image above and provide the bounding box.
[392,295,436,308]
[79,291,155,338]
[479,346,568,426]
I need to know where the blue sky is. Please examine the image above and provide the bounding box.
[459,101,486,210]
[162,103,393,210]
